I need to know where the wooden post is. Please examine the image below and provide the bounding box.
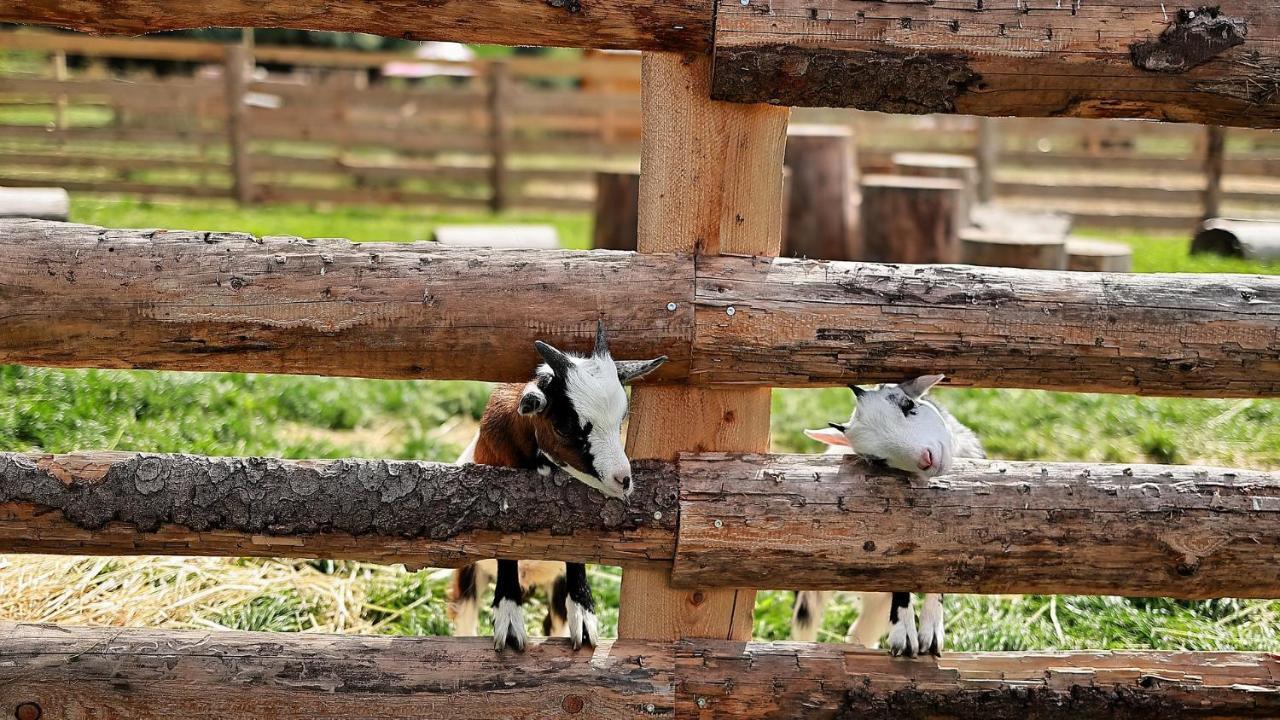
[487,61,510,213]
[224,42,252,205]
[617,52,788,642]
[782,123,859,260]
[976,116,997,204]
[591,170,640,250]
[893,151,978,230]
[51,49,68,144]
[1202,125,1226,221]
[860,175,963,264]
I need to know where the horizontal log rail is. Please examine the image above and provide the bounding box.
[2,219,1279,396]
[1,623,1276,719]
[7,2,1280,126]
[4,451,1278,598]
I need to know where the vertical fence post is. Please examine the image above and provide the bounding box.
[976,116,998,204]
[616,53,789,646]
[51,49,68,144]
[1202,125,1226,222]
[224,42,253,205]
[487,60,510,213]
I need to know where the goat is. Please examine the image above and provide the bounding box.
[448,322,666,652]
[796,374,984,657]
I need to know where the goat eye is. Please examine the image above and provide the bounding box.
[900,400,917,417]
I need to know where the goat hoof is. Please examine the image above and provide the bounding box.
[566,596,598,650]
[492,598,527,653]
[888,617,919,658]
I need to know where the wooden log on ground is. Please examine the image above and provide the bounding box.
[0,218,689,382]
[591,170,640,251]
[1193,219,1280,262]
[3,623,1278,719]
[860,175,962,264]
[782,124,859,261]
[0,1,711,53]
[431,224,560,249]
[691,255,1280,396]
[0,186,68,220]
[0,451,676,568]
[1068,237,1134,272]
[959,227,1068,270]
[673,454,1280,597]
[970,203,1073,239]
[892,152,978,229]
[711,0,1280,129]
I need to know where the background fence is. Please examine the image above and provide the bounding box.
[2,30,1279,231]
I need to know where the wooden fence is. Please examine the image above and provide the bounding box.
[3,30,1280,230]
[0,4,1279,717]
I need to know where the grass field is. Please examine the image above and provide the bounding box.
[1,196,1277,652]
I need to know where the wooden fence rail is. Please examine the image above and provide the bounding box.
[3,219,1277,395]
[1,623,1277,719]
[3,450,1277,598]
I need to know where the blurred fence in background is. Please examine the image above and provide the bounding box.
[1,29,1278,230]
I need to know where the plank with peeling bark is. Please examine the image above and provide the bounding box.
[1,624,1276,719]
[712,0,1280,128]
[0,219,692,382]
[691,255,1280,396]
[673,454,1280,597]
[0,0,711,53]
[0,451,677,568]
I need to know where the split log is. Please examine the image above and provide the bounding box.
[691,255,1280,396]
[711,0,1280,129]
[0,1,711,53]
[0,451,677,568]
[860,175,962,264]
[0,218,690,382]
[782,124,860,261]
[0,186,68,220]
[892,152,978,229]
[591,170,640,251]
[1193,219,1280,262]
[959,227,1068,270]
[3,623,1278,720]
[673,454,1280,598]
[431,224,559,249]
[1067,237,1134,272]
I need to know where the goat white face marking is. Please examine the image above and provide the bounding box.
[842,378,954,478]
[563,354,631,498]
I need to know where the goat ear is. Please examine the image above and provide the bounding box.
[593,320,610,358]
[805,427,852,448]
[518,386,548,416]
[617,356,667,385]
[848,385,867,399]
[900,374,945,399]
[534,340,574,377]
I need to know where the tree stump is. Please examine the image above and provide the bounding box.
[0,187,70,221]
[1067,237,1133,272]
[591,170,640,250]
[893,152,978,229]
[860,175,962,264]
[960,227,1067,270]
[782,124,859,260]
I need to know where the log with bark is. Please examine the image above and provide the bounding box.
[691,255,1280,396]
[860,174,962,264]
[782,124,860,261]
[2,623,1276,719]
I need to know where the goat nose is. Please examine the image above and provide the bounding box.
[918,448,935,471]
[621,476,632,491]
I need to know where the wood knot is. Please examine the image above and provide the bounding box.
[863,540,876,552]
[15,703,42,720]
[689,590,707,607]
[562,695,585,714]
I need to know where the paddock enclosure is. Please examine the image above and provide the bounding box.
[1,1,1279,718]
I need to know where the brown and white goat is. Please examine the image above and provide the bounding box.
[449,323,666,651]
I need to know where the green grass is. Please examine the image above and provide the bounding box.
[1,196,1277,651]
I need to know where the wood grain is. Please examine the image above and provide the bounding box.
[712,0,1280,128]
[1,0,712,53]
[691,254,1280,396]
[1,623,1275,719]
[860,174,963,264]
[673,453,1280,598]
[0,219,692,383]
[0,451,677,568]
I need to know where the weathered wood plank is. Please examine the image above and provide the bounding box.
[0,451,677,568]
[712,0,1280,128]
[0,219,692,382]
[692,255,1280,396]
[0,0,712,53]
[1,623,1276,719]
[673,453,1280,598]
